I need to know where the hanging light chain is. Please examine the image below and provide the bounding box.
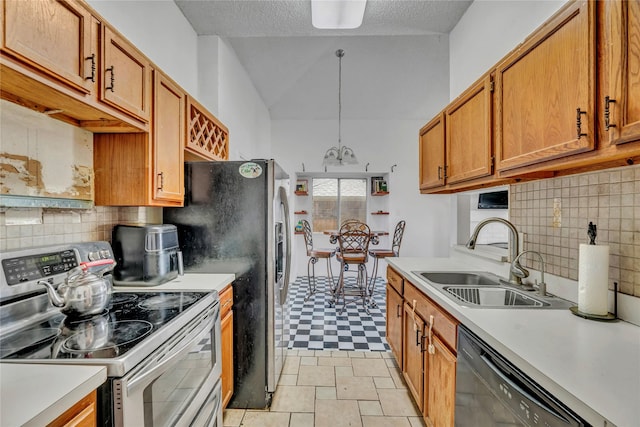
[336,49,344,158]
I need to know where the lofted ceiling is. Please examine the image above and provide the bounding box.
[174,0,473,120]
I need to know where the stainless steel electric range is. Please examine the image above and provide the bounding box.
[0,242,222,427]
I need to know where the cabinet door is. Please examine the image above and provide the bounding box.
[424,335,456,427]
[603,0,640,145]
[403,302,424,410]
[221,310,234,408]
[445,75,493,184]
[495,0,596,172]
[153,71,185,204]
[386,284,403,367]
[2,0,94,94]
[419,112,446,190]
[101,25,151,122]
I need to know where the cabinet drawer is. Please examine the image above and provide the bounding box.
[387,267,404,294]
[219,284,233,319]
[404,281,458,351]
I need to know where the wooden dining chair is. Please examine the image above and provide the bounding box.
[301,220,335,301]
[368,220,406,306]
[333,220,372,314]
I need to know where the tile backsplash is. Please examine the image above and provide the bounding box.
[0,207,162,252]
[510,164,640,298]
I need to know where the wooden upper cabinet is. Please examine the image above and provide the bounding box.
[185,96,229,161]
[94,71,185,207]
[101,25,151,123]
[419,112,446,190]
[445,74,493,184]
[602,0,640,146]
[1,0,94,94]
[153,70,185,203]
[495,0,596,172]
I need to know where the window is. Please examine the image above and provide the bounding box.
[312,178,367,231]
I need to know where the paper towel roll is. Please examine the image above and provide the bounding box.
[578,244,609,315]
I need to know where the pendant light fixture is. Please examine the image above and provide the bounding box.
[323,49,358,166]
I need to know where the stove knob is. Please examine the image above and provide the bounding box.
[88,251,100,261]
[100,250,111,259]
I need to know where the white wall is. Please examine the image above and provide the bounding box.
[449,0,566,99]
[87,0,199,95]
[272,119,452,279]
[217,39,272,160]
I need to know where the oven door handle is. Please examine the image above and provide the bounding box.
[125,312,214,394]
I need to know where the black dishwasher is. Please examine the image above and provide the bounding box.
[455,325,589,427]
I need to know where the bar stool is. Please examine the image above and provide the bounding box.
[301,220,335,301]
[334,221,372,314]
[368,220,406,306]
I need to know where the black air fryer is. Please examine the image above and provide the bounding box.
[111,224,183,286]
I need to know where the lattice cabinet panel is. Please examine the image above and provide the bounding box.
[185,96,229,161]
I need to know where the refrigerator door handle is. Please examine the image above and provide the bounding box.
[279,186,291,302]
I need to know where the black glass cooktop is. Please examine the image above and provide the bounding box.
[0,291,207,360]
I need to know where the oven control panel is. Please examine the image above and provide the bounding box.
[2,250,78,286]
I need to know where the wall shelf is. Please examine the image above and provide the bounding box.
[371,211,389,215]
[294,191,308,196]
[371,191,389,196]
[294,210,308,214]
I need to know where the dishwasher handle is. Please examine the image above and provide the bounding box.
[479,352,568,423]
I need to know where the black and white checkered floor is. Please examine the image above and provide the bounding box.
[288,275,390,352]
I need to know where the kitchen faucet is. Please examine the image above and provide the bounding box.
[465,217,523,285]
[511,250,547,296]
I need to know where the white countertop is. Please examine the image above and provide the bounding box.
[0,364,106,427]
[387,257,640,427]
[113,273,235,293]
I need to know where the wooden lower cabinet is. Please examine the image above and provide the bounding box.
[392,268,458,427]
[219,284,234,409]
[386,284,403,367]
[47,390,97,427]
[403,301,425,411]
[424,335,457,427]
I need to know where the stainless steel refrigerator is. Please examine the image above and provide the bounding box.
[163,160,291,409]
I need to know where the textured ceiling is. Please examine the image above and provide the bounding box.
[174,0,473,119]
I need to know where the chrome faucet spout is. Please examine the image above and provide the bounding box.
[466,217,521,285]
[512,250,546,295]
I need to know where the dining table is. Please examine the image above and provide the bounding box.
[323,229,389,245]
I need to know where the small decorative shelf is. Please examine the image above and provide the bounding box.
[294,231,305,235]
[371,211,389,215]
[294,210,308,214]
[295,179,308,195]
[371,191,389,196]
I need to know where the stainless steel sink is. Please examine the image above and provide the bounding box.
[444,286,547,307]
[418,271,502,286]
[412,271,574,309]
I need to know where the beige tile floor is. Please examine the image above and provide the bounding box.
[223,350,426,427]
